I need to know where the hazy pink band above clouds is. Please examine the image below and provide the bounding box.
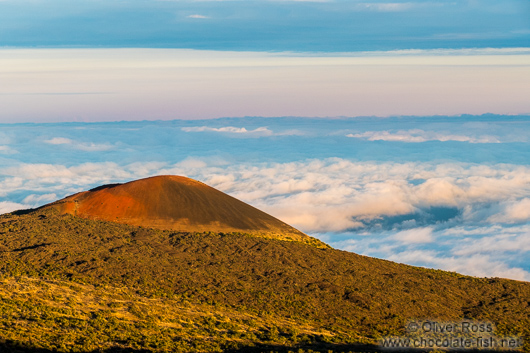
[1,48,529,122]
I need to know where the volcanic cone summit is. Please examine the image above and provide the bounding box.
[45,175,311,243]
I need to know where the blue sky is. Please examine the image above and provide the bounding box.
[1,0,529,51]
[1,1,529,281]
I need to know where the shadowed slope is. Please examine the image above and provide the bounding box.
[43,175,312,244]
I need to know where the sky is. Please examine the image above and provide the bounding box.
[1,48,529,122]
[1,0,530,281]
[1,0,529,51]
[1,0,529,121]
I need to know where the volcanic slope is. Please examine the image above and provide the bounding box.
[0,176,529,353]
[44,175,318,246]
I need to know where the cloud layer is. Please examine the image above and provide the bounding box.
[44,137,115,151]
[0,117,529,281]
[182,126,273,136]
[5,158,530,232]
[347,129,500,143]
[2,157,529,281]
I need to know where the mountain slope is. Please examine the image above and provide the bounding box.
[0,206,529,352]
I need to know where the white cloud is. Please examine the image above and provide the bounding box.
[0,177,24,197]
[22,193,58,206]
[0,201,30,214]
[332,225,530,281]
[0,145,16,154]
[45,137,72,145]
[184,159,530,233]
[452,231,530,256]
[187,14,209,19]
[442,225,505,236]
[388,251,530,281]
[1,162,133,198]
[413,178,465,207]
[44,137,115,151]
[125,161,168,178]
[488,198,530,223]
[181,126,273,136]
[347,129,500,143]
[270,0,330,2]
[393,227,434,243]
[357,2,414,12]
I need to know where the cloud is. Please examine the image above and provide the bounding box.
[451,229,530,256]
[3,158,530,234]
[181,126,274,136]
[0,134,16,154]
[487,198,530,223]
[1,162,133,198]
[187,14,209,19]
[161,158,530,234]
[181,159,530,233]
[332,227,530,281]
[45,137,72,145]
[0,145,16,154]
[0,201,30,214]
[413,178,465,207]
[270,0,330,2]
[44,137,115,151]
[393,227,434,243]
[347,129,500,143]
[357,2,414,12]
[22,193,58,207]
[387,251,530,281]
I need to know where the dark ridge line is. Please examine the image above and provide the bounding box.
[89,183,123,192]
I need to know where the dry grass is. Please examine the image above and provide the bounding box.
[0,208,528,352]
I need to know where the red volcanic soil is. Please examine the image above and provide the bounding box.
[46,175,308,241]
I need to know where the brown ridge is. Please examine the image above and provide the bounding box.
[44,175,309,242]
